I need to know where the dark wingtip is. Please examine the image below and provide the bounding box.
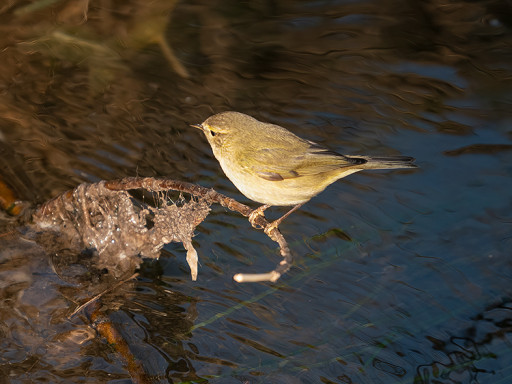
[346,155,418,169]
[373,156,417,167]
[349,157,367,165]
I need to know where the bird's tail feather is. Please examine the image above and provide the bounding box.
[346,155,417,170]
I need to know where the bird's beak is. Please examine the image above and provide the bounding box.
[190,123,203,130]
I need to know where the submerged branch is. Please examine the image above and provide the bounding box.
[86,301,152,384]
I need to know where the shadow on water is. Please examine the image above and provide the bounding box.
[1,0,512,382]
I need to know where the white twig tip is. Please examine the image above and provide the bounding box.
[233,271,281,283]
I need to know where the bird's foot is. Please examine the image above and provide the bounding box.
[263,203,304,236]
[249,204,270,229]
[263,219,281,237]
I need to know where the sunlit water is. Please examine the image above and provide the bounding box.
[1,0,512,383]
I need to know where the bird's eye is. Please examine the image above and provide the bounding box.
[209,130,216,137]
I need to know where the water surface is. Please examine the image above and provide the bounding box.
[0,0,511,383]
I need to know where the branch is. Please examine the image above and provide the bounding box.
[36,177,293,283]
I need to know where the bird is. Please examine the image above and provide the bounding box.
[191,111,416,232]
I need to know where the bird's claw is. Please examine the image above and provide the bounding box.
[263,220,280,237]
[248,204,269,229]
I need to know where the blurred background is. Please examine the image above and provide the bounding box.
[0,0,511,382]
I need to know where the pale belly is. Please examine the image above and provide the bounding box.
[217,157,359,206]
[226,170,314,206]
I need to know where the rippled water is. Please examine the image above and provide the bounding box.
[1,0,512,383]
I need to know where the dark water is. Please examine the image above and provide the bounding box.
[1,0,512,383]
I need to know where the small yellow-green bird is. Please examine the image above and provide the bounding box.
[192,111,416,230]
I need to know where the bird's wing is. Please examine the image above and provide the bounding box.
[239,141,359,181]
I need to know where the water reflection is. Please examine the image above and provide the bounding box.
[0,0,512,382]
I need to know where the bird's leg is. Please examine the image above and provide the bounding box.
[249,204,270,229]
[264,203,304,236]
